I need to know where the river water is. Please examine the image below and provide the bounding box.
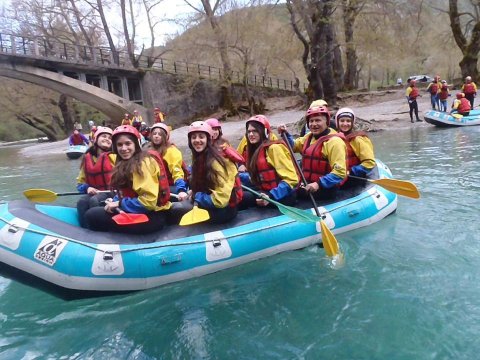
[1,125,480,359]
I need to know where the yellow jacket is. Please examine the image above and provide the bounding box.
[292,129,347,180]
[163,145,187,184]
[461,82,478,93]
[210,159,238,208]
[349,136,376,170]
[264,143,298,188]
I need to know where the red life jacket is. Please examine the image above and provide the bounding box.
[118,152,170,207]
[159,145,190,186]
[229,174,243,207]
[251,142,282,191]
[429,82,439,94]
[409,87,419,100]
[83,152,113,190]
[439,84,449,100]
[71,133,85,145]
[340,132,367,171]
[458,98,472,113]
[301,133,340,183]
[463,83,476,95]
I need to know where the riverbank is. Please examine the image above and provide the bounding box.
[19,88,430,157]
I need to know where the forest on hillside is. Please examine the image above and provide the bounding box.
[0,0,479,141]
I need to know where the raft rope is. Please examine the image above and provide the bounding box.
[0,191,381,254]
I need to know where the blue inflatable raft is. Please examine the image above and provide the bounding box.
[424,109,480,127]
[0,160,398,293]
[65,145,88,159]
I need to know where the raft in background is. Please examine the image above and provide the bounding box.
[0,160,398,293]
[424,109,480,127]
[65,145,88,159]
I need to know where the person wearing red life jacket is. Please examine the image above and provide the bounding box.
[83,125,172,234]
[205,118,245,166]
[76,126,115,227]
[131,110,143,130]
[406,79,422,123]
[69,129,90,146]
[461,76,477,108]
[438,80,450,112]
[143,122,190,201]
[451,93,471,116]
[171,121,242,224]
[426,75,441,110]
[335,108,376,185]
[153,107,166,123]
[278,106,347,200]
[121,113,132,126]
[238,115,299,209]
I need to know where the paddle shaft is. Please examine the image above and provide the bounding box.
[281,132,322,217]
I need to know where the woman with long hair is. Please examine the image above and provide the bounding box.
[76,126,115,227]
[240,115,298,208]
[83,125,171,234]
[144,122,189,201]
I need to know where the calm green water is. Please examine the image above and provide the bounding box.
[1,126,480,359]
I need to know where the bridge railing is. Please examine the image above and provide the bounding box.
[0,32,306,92]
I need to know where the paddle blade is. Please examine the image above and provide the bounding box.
[112,212,149,225]
[23,189,57,203]
[320,220,339,257]
[373,178,420,199]
[278,205,321,223]
[179,206,210,226]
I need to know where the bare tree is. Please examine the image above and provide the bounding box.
[448,0,480,80]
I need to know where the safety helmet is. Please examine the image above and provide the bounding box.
[133,110,138,114]
[456,92,465,99]
[205,118,221,128]
[306,106,330,126]
[154,107,160,112]
[93,126,113,144]
[466,76,472,81]
[188,121,214,139]
[150,122,170,139]
[309,99,328,108]
[124,113,129,117]
[91,126,97,132]
[246,115,271,138]
[441,80,447,84]
[434,75,440,81]
[112,125,141,153]
[335,107,355,129]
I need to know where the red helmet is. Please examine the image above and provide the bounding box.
[188,121,213,139]
[246,115,271,137]
[93,126,112,144]
[306,106,330,126]
[205,118,221,128]
[150,122,170,139]
[112,125,141,153]
[456,92,465,99]
[335,107,355,129]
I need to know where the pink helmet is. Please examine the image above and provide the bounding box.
[93,126,113,144]
[188,121,214,139]
[335,107,355,129]
[205,118,221,128]
[306,106,330,126]
[150,122,170,139]
[112,125,141,153]
[246,115,271,137]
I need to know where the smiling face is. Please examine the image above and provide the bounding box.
[247,124,261,144]
[96,133,112,150]
[308,114,328,136]
[211,127,221,140]
[190,132,208,153]
[338,116,353,133]
[150,128,165,146]
[115,134,137,160]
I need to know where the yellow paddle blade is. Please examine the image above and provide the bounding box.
[372,178,420,199]
[452,113,463,119]
[23,189,58,203]
[179,205,210,226]
[320,220,339,257]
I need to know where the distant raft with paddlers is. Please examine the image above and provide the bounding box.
[65,145,88,159]
[424,109,480,127]
[0,160,412,293]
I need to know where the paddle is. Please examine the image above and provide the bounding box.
[179,202,210,226]
[241,185,320,223]
[280,132,339,256]
[112,209,149,225]
[23,188,111,203]
[348,175,420,199]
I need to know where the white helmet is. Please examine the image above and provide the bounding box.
[335,107,355,130]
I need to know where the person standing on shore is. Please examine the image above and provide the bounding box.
[406,79,422,123]
[461,76,477,108]
[426,75,440,110]
[438,80,450,112]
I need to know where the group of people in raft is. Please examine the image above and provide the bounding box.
[75,101,376,234]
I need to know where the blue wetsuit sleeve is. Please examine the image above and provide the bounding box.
[174,179,188,193]
[350,164,372,177]
[194,192,215,209]
[269,181,294,201]
[77,183,89,194]
[319,173,344,189]
[119,197,149,214]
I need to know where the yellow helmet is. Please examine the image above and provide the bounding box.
[309,99,328,108]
